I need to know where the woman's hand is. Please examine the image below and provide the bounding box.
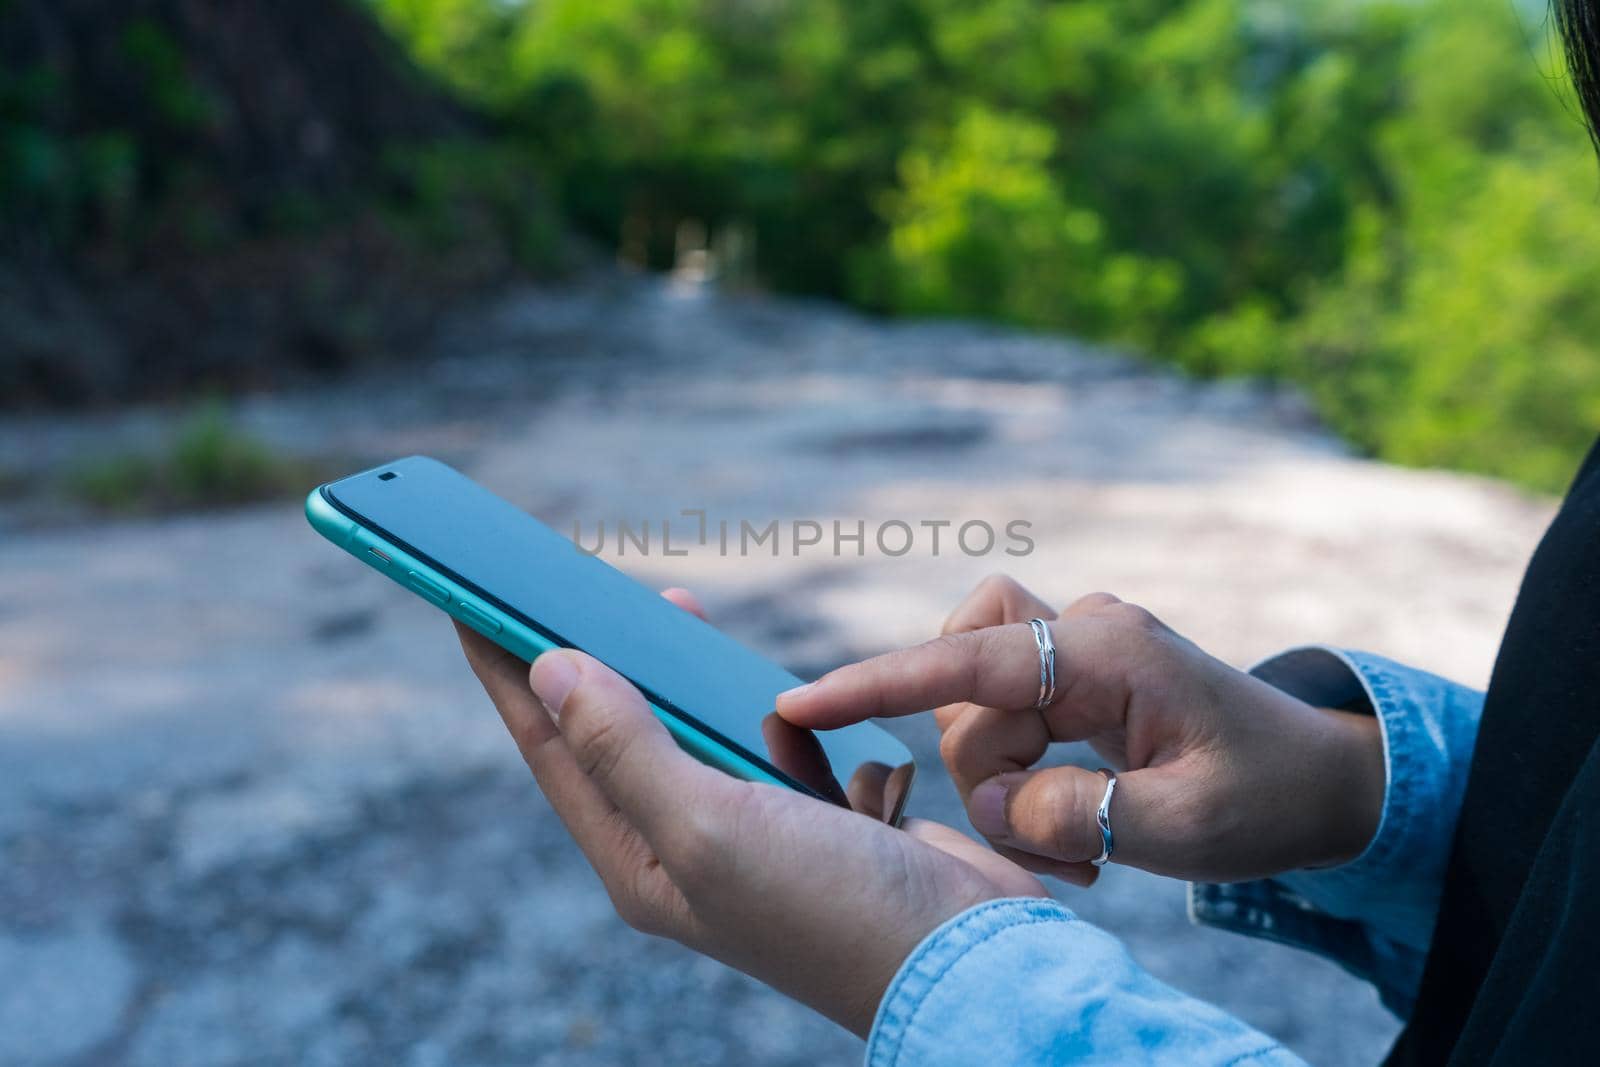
[455,589,1044,1038]
[778,576,1386,886]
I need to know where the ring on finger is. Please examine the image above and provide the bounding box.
[1027,617,1056,710]
[1091,768,1117,867]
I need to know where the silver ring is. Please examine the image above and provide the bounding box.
[1091,768,1117,867]
[1027,618,1056,710]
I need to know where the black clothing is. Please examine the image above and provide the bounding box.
[1388,439,1600,1064]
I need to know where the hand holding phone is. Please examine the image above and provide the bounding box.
[307,456,1049,1031]
[456,598,1044,1037]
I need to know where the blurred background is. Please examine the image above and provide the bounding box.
[0,0,1592,1064]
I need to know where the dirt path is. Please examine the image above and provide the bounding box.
[0,276,1555,1066]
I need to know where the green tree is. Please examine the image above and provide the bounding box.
[370,0,1600,491]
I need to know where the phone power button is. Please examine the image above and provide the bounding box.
[405,572,450,606]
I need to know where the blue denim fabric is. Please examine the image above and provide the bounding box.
[865,648,1484,1063]
[867,898,1305,1067]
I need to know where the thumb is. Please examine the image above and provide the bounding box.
[530,649,722,844]
[967,764,1168,869]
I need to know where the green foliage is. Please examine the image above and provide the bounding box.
[867,106,1181,341]
[1,2,559,280]
[70,403,320,513]
[0,64,141,246]
[1287,1,1600,490]
[0,16,222,251]
[370,0,1600,492]
[120,19,219,135]
[382,140,567,273]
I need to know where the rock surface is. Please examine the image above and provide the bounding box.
[0,276,1556,1065]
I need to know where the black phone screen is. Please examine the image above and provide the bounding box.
[324,456,915,823]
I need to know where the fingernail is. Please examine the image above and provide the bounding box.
[776,681,815,703]
[529,653,579,722]
[970,779,1010,838]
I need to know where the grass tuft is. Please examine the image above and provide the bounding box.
[69,402,323,513]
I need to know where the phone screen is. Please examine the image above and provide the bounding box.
[323,456,915,823]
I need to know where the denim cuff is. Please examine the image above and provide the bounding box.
[868,898,1077,1067]
[868,897,1302,1066]
[1188,646,1484,1017]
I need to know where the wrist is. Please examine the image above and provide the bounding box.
[840,890,1004,1037]
[1306,707,1385,868]
[748,883,1001,1040]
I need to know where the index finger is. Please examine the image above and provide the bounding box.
[777,623,1049,728]
[935,575,1056,732]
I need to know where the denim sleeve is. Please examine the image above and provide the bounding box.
[867,898,1306,1067]
[1188,647,1484,1019]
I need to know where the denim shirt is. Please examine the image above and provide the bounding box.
[865,647,1485,1066]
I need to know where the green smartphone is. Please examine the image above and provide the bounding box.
[306,456,915,824]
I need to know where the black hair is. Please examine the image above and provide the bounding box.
[1556,0,1600,151]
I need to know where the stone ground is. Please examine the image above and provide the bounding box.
[0,274,1557,1066]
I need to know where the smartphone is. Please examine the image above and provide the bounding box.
[306,456,915,824]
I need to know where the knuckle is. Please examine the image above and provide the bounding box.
[937,721,966,766]
[1061,774,1106,860]
[1106,600,1158,630]
[927,630,974,660]
[924,630,982,694]
[960,630,995,700]
[968,624,1003,657]
[970,626,1016,692]
[1101,601,1167,643]
[1017,773,1099,860]
[978,572,1021,598]
[932,700,969,732]
[1069,591,1122,612]
[938,715,986,782]
[964,624,1003,664]
[570,707,635,783]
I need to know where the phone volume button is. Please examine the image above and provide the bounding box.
[405,571,450,606]
[456,601,502,635]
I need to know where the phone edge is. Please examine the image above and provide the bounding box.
[304,486,803,795]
